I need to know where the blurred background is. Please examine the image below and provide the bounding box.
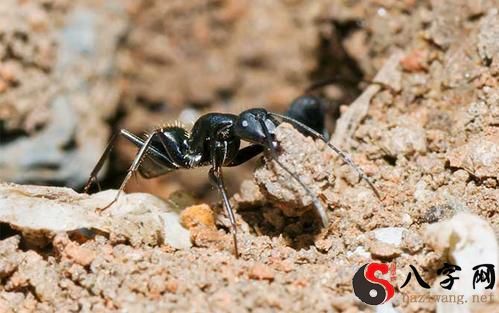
[0,0,432,202]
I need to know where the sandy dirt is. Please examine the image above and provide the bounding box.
[0,0,498,312]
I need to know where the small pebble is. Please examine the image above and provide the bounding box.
[248,263,275,282]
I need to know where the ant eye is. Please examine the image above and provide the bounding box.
[241,120,249,127]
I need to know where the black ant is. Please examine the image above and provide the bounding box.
[83,95,380,257]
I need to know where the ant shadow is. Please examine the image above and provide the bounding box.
[237,203,324,251]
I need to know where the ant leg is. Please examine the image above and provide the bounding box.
[84,129,142,194]
[209,167,239,258]
[226,145,264,167]
[84,131,118,194]
[100,129,163,210]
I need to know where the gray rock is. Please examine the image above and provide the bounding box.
[0,183,191,249]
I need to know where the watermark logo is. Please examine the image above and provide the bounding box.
[352,263,395,305]
[352,262,495,306]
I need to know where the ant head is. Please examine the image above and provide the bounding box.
[235,108,278,147]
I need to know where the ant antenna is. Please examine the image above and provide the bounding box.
[269,113,381,200]
[257,119,329,227]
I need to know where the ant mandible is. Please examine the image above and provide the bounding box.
[83,95,380,257]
